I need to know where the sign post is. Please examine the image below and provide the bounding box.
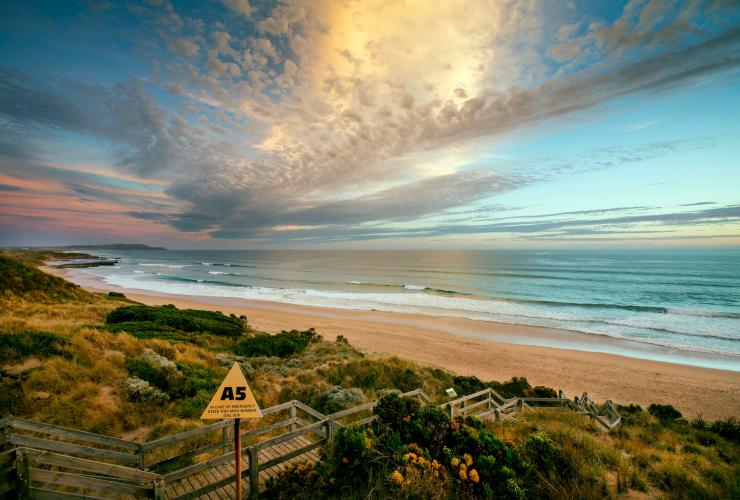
[201,363,262,499]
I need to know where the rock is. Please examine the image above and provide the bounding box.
[123,377,169,404]
[140,349,177,371]
[215,353,254,376]
[250,356,282,366]
[239,362,255,377]
[215,353,233,366]
[30,391,52,401]
[285,358,303,368]
[320,386,366,414]
[261,364,288,376]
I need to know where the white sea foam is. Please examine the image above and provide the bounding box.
[99,273,739,358]
[404,284,425,290]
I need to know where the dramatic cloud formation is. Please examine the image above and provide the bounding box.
[0,0,739,247]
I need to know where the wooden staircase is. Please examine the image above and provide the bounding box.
[0,388,619,499]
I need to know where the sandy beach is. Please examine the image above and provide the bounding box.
[45,266,740,420]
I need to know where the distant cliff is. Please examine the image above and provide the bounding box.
[54,244,167,251]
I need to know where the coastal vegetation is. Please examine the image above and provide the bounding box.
[0,251,737,498]
[106,304,248,338]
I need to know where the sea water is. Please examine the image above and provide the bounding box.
[65,249,740,369]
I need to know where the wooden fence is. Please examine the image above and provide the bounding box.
[439,388,621,431]
[0,387,619,498]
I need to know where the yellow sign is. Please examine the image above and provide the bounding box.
[201,363,263,420]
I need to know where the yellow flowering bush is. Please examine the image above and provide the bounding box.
[390,470,404,485]
[469,469,480,483]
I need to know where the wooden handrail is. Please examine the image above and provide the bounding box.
[0,386,622,498]
[8,416,141,451]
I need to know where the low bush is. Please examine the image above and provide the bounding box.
[233,328,321,357]
[125,356,223,401]
[170,362,224,399]
[106,304,247,338]
[649,403,683,421]
[451,375,556,400]
[0,331,69,362]
[320,358,422,392]
[708,417,740,444]
[266,394,529,499]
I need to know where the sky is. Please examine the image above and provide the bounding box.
[0,0,739,249]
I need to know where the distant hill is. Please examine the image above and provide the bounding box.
[53,244,167,251]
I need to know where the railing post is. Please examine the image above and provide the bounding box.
[16,448,29,500]
[289,404,297,432]
[222,423,230,455]
[494,409,500,421]
[324,420,336,442]
[448,404,454,419]
[248,446,259,499]
[0,424,10,451]
[153,478,165,500]
[138,444,146,470]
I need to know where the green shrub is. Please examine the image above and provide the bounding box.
[374,393,420,434]
[320,359,421,392]
[175,390,213,419]
[709,417,740,444]
[649,403,682,421]
[125,357,223,401]
[106,304,247,338]
[530,386,557,398]
[267,394,529,499]
[522,431,570,476]
[0,331,69,362]
[452,375,489,395]
[494,377,533,398]
[450,375,556,400]
[234,328,321,357]
[170,362,223,399]
[278,380,329,409]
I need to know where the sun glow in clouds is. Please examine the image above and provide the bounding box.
[0,0,739,247]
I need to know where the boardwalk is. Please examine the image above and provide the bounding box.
[165,435,320,499]
[0,388,619,498]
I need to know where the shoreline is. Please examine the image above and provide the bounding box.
[45,265,740,419]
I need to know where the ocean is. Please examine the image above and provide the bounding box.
[60,249,740,369]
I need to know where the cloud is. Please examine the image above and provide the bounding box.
[220,0,253,18]
[680,201,716,207]
[260,204,740,242]
[0,65,241,177]
[153,8,740,241]
[0,183,25,192]
[3,0,740,245]
[188,168,536,239]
